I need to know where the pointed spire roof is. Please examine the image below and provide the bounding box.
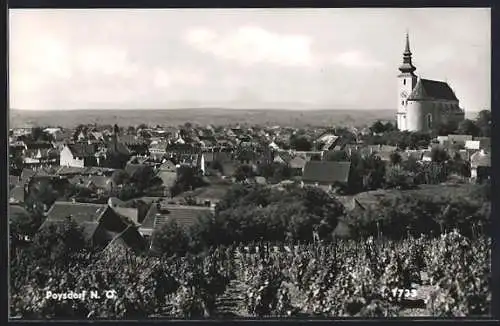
[399,31,416,75]
[404,30,411,55]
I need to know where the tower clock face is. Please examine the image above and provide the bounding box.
[400,90,408,98]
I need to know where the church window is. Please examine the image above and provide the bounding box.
[426,113,433,129]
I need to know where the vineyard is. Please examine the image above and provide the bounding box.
[10,231,491,319]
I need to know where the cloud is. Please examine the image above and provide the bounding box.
[331,50,384,68]
[153,68,206,89]
[184,26,313,67]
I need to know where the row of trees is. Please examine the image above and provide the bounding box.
[149,181,490,257]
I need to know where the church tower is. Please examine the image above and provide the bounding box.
[397,32,418,131]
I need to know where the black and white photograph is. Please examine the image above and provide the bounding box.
[8,8,492,319]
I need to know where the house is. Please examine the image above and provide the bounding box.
[102,225,147,254]
[289,155,307,175]
[470,149,491,183]
[40,201,138,248]
[60,143,99,168]
[421,150,433,162]
[9,175,21,189]
[138,203,215,239]
[20,168,36,184]
[9,186,25,204]
[174,184,231,207]
[315,133,340,151]
[156,163,178,193]
[465,137,491,152]
[301,161,351,192]
[118,134,149,156]
[447,134,473,148]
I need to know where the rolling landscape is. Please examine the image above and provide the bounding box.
[9,108,396,129]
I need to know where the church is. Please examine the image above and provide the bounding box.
[396,33,465,132]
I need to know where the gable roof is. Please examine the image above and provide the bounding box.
[302,161,351,184]
[157,170,177,188]
[289,155,307,169]
[9,186,25,203]
[21,168,36,182]
[67,143,98,158]
[140,203,214,234]
[408,78,459,101]
[470,151,491,167]
[103,225,147,253]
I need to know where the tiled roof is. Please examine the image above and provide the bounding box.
[45,201,109,225]
[221,162,237,176]
[157,171,177,188]
[448,134,473,143]
[140,204,214,233]
[21,168,36,182]
[56,166,87,176]
[25,141,53,150]
[470,151,491,167]
[9,205,30,223]
[407,78,459,101]
[111,206,139,225]
[302,161,351,184]
[9,186,25,203]
[104,226,146,253]
[289,156,307,169]
[68,143,98,158]
[159,160,177,172]
[88,175,112,189]
[9,175,20,187]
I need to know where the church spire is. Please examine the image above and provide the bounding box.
[404,30,411,55]
[399,30,416,75]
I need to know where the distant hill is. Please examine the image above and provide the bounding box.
[9,108,396,129]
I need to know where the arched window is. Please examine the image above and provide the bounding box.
[403,79,406,85]
[426,113,433,130]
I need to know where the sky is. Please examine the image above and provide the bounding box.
[9,8,490,112]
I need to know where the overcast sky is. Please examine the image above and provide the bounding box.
[9,8,490,112]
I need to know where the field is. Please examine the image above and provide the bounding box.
[9,108,395,129]
[10,232,490,318]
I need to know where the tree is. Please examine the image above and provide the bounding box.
[457,119,479,137]
[152,219,189,257]
[234,164,255,182]
[171,166,206,197]
[325,150,349,162]
[385,165,415,190]
[10,209,43,238]
[430,147,450,163]
[126,126,136,134]
[389,152,402,165]
[29,220,87,267]
[475,110,491,137]
[289,135,312,151]
[370,121,386,134]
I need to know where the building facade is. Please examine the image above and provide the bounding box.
[396,33,465,132]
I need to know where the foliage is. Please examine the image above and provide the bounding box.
[233,164,255,182]
[170,166,207,197]
[27,220,87,268]
[289,135,312,151]
[384,165,415,190]
[151,219,190,257]
[325,150,349,162]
